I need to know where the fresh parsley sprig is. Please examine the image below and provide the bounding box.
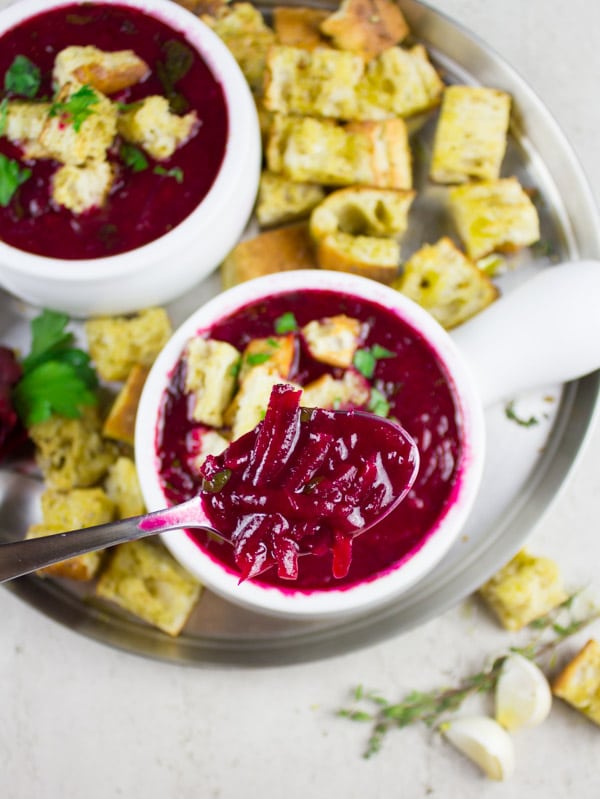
[49,84,99,132]
[0,153,31,207]
[353,344,396,380]
[4,55,41,98]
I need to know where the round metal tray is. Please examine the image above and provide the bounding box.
[2,0,599,666]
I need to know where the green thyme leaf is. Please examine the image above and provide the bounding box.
[4,55,41,98]
[0,153,31,207]
[121,142,149,173]
[49,84,99,132]
[274,312,298,334]
[153,165,184,183]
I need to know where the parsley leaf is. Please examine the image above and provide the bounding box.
[274,312,298,334]
[246,352,272,366]
[368,387,390,418]
[0,154,31,207]
[4,55,41,98]
[0,98,7,136]
[353,344,397,379]
[504,400,540,428]
[49,84,99,132]
[153,165,184,183]
[121,142,148,173]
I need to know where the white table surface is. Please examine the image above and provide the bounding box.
[2,1,600,796]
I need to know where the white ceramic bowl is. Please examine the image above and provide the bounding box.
[135,270,487,620]
[0,0,260,317]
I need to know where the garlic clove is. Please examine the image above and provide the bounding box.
[441,715,516,780]
[495,653,552,731]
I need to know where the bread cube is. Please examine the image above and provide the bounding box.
[104,456,145,519]
[310,186,414,241]
[186,427,229,475]
[302,314,362,368]
[221,223,316,289]
[85,307,172,381]
[29,407,118,490]
[51,160,115,214]
[226,365,300,440]
[239,334,296,381]
[553,639,600,726]
[393,236,498,329]
[478,549,568,631]
[102,364,149,446]
[117,95,198,161]
[184,337,241,427]
[346,118,412,190]
[256,170,325,228]
[320,0,409,61]
[4,101,52,156]
[96,540,202,636]
[273,7,330,50]
[430,86,511,184]
[449,177,540,260]
[301,369,369,409]
[26,523,104,581]
[315,231,400,283]
[53,45,149,95]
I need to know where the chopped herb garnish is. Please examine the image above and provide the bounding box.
[116,100,143,112]
[0,153,31,207]
[246,352,272,366]
[49,84,99,132]
[0,98,8,136]
[153,165,184,183]
[371,344,396,360]
[266,337,280,348]
[229,360,241,379]
[368,387,390,418]
[4,55,41,98]
[274,311,298,334]
[156,38,194,114]
[354,344,397,379]
[121,142,148,173]
[505,400,540,428]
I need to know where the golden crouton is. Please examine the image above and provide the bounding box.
[185,337,241,427]
[4,101,52,157]
[239,334,296,381]
[85,307,172,382]
[256,170,325,228]
[29,407,118,490]
[315,231,401,283]
[302,315,362,368]
[53,45,149,95]
[273,7,330,50]
[38,83,117,166]
[102,364,149,446]
[221,223,316,289]
[26,523,104,581]
[264,45,364,120]
[393,237,498,329]
[478,549,568,631]
[301,369,370,409]
[320,0,409,61]
[96,540,202,636]
[430,86,511,183]
[356,45,444,120]
[449,177,541,260]
[226,366,300,440]
[310,186,414,241]
[117,95,198,161]
[346,118,413,190]
[186,427,229,475]
[104,456,145,519]
[51,160,115,214]
[553,640,600,726]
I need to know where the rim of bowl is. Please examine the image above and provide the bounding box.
[0,0,259,280]
[135,270,487,619]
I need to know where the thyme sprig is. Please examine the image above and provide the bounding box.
[338,592,600,758]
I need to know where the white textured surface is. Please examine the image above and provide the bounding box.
[2,1,600,797]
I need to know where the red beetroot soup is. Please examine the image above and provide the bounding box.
[157,289,465,592]
[0,3,228,259]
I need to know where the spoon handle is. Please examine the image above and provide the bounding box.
[0,496,210,583]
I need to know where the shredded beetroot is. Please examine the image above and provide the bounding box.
[0,346,26,462]
[199,384,419,581]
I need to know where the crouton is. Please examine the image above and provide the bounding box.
[430,86,511,183]
[85,307,172,381]
[478,549,568,631]
[449,177,541,260]
[273,7,330,50]
[102,364,149,446]
[186,427,229,475]
[226,366,300,440]
[302,314,362,368]
[104,456,145,519]
[184,337,241,427]
[3,101,52,157]
[320,0,409,61]
[38,82,117,166]
[256,170,325,228]
[315,231,400,283]
[26,523,104,580]
[356,44,444,120]
[51,160,115,214]
[239,334,296,381]
[29,407,118,490]
[301,369,370,409]
[310,186,414,241]
[393,237,498,329]
[346,118,412,190]
[221,223,316,289]
[96,540,202,636]
[53,45,150,95]
[117,95,198,161]
[552,639,600,726]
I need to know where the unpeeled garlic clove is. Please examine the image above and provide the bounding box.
[441,715,516,780]
[495,653,552,731]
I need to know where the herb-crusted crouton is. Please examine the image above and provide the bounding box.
[552,639,600,726]
[393,237,498,329]
[104,456,145,519]
[346,118,412,190]
[315,231,400,283]
[449,177,540,260]
[26,523,104,580]
[273,6,330,50]
[302,369,370,409]
[53,45,150,95]
[478,549,568,631]
[185,337,241,427]
[310,186,414,241]
[430,86,511,183]
[256,170,325,228]
[239,334,296,381]
[85,307,172,381]
[117,95,198,161]
[320,0,410,61]
[302,315,362,368]
[102,364,149,446]
[51,160,115,214]
[96,540,202,636]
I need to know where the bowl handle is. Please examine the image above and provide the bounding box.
[450,260,600,407]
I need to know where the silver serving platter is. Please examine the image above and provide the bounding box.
[2,0,599,666]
